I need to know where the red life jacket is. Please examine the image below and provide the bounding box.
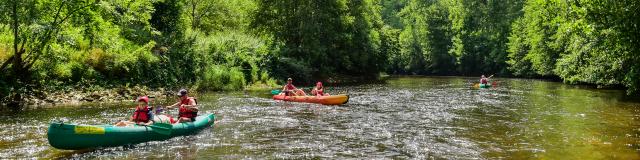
[179,97,198,119]
[132,105,151,123]
[285,84,296,90]
[284,84,297,96]
[480,78,488,84]
[167,115,177,124]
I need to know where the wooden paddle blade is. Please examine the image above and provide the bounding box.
[149,123,173,135]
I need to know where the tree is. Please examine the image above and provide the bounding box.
[506,0,640,94]
[184,0,256,33]
[0,0,95,104]
[397,0,456,75]
[252,0,386,81]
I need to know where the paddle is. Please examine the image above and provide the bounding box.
[488,75,498,87]
[140,123,173,135]
[271,88,312,95]
[146,96,173,135]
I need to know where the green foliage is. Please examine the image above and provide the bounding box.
[190,30,272,85]
[381,25,402,74]
[396,0,456,75]
[506,18,536,77]
[252,0,387,81]
[380,0,406,29]
[507,0,562,77]
[183,0,257,33]
[151,0,185,46]
[506,0,640,94]
[0,0,276,103]
[1,0,640,104]
[197,65,246,91]
[270,57,314,83]
[390,0,523,75]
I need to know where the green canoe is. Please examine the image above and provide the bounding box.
[47,113,215,150]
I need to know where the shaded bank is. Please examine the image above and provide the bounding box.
[2,86,169,108]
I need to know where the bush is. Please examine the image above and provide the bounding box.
[269,57,313,84]
[197,65,246,91]
[191,30,273,86]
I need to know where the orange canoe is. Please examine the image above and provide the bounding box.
[272,94,349,105]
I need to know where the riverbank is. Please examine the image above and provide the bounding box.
[2,74,382,108]
[2,81,280,108]
[7,74,619,108]
[4,74,632,108]
[14,85,171,107]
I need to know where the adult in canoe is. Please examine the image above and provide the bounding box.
[282,78,306,96]
[478,75,494,88]
[166,89,198,123]
[480,75,489,85]
[115,96,154,126]
[310,82,329,96]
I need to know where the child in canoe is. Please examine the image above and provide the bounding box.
[115,96,154,126]
[311,82,330,96]
[152,106,177,124]
[282,78,306,96]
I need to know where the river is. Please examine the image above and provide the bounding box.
[1,76,639,159]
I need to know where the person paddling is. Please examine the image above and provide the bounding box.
[480,75,489,85]
[282,78,306,96]
[310,82,329,96]
[115,96,154,126]
[166,89,198,123]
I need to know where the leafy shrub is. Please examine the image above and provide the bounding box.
[191,30,273,85]
[270,57,313,84]
[197,65,246,91]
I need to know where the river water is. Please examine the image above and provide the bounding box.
[1,77,640,159]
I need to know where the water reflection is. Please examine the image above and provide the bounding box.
[0,77,639,159]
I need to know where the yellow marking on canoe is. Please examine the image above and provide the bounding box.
[74,126,105,134]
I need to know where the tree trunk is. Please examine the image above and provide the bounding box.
[10,0,23,105]
[12,0,22,76]
[191,0,197,30]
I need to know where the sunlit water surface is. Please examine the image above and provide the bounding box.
[1,77,640,159]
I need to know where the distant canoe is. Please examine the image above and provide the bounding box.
[473,83,493,89]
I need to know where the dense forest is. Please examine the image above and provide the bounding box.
[0,0,638,103]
